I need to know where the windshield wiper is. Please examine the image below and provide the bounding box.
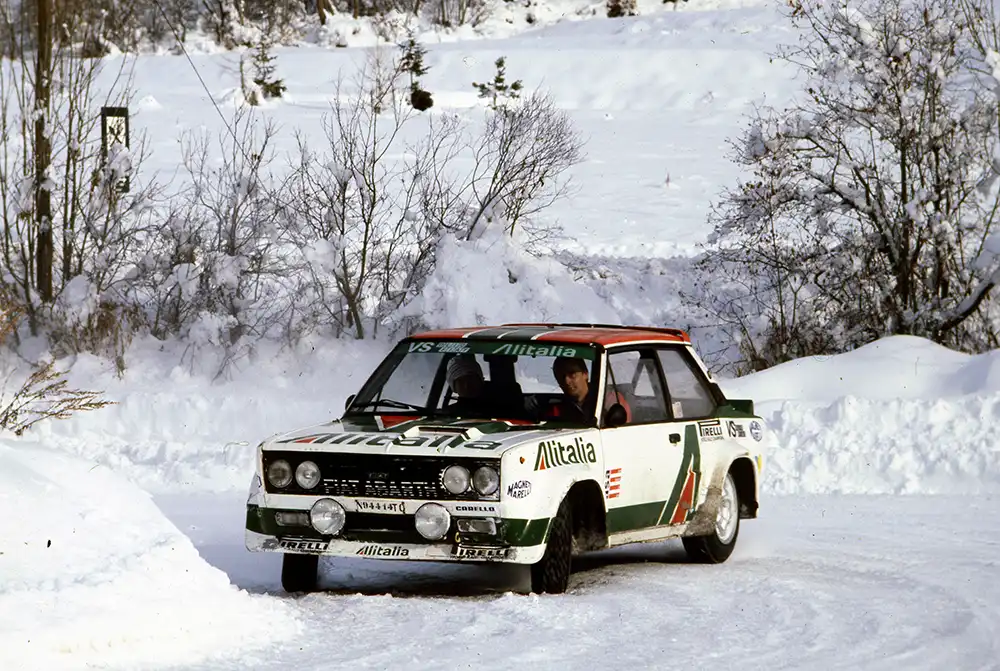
[351,398,427,413]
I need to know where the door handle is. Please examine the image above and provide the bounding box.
[669,433,681,444]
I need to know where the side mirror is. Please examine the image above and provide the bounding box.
[344,393,356,411]
[604,403,628,428]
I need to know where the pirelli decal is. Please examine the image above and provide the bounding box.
[658,424,701,526]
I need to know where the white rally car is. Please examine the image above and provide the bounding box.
[245,323,768,594]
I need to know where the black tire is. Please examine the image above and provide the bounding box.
[682,471,740,564]
[530,498,573,594]
[281,553,320,593]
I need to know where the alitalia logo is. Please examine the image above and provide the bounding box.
[534,437,597,470]
[490,343,581,357]
[356,545,410,557]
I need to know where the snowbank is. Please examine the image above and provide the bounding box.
[722,335,1000,403]
[14,336,391,493]
[721,336,1000,495]
[0,442,299,670]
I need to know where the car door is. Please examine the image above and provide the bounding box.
[653,345,722,527]
[599,347,689,536]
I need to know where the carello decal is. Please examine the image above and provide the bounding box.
[490,343,581,357]
[356,545,410,557]
[534,437,597,470]
[455,504,499,514]
[280,432,501,451]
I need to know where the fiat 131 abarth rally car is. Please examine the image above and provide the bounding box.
[245,323,769,594]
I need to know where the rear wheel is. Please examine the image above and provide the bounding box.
[530,498,573,594]
[682,470,740,564]
[281,553,319,593]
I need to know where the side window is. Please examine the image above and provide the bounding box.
[657,348,716,419]
[604,350,669,424]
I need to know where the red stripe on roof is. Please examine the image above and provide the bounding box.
[410,325,689,345]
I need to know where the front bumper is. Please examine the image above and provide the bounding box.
[246,529,546,564]
[245,504,550,565]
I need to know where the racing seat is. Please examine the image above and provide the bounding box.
[603,385,632,425]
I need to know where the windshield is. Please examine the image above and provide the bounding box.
[347,340,599,424]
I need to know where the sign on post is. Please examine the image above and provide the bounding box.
[100,106,130,194]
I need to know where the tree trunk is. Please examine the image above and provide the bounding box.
[35,0,53,303]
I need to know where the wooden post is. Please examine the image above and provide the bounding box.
[34,0,53,302]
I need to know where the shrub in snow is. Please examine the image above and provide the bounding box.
[473,57,524,111]
[424,0,491,28]
[399,30,434,111]
[247,21,286,102]
[0,292,112,435]
[696,0,1000,373]
[606,0,638,19]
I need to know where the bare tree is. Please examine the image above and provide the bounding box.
[696,0,1000,371]
[0,0,142,359]
[274,48,583,340]
[173,108,286,348]
[465,90,583,242]
[277,51,458,339]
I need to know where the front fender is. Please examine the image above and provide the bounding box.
[499,431,604,547]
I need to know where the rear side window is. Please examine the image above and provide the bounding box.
[657,348,716,419]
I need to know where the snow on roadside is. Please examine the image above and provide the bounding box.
[0,441,300,670]
[12,335,391,494]
[722,336,1000,495]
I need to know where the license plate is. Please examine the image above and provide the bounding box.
[354,499,407,514]
[454,546,510,559]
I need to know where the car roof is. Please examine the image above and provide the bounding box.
[408,323,690,347]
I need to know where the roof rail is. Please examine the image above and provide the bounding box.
[501,322,690,340]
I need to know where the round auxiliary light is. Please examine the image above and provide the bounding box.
[441,464,471,495]
[472,466,500,496]
[310,498,346,535]
[295,460,321,489]
[414,502,451,540]
[266,459,293,488]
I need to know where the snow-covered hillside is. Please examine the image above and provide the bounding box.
[2,1,999,669]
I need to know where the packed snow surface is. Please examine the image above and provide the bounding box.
[2,1,999,669]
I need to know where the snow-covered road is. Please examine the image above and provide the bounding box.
[157,491,1000,671]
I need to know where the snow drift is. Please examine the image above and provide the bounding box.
[723,336,1000,494]
[0,442,300,670]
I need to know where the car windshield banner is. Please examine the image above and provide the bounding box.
[406,340,597,360]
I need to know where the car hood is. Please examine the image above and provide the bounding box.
[263,415,587,458]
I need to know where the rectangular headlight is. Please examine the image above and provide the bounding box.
[457,518,497,535]
[275,511,309,527]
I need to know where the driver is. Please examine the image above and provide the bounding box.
[547,356,597,424]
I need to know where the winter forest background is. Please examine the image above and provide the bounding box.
[4,0,1000,423]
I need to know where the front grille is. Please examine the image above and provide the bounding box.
[263,450,499,501]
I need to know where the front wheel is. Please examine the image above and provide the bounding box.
[281,553,319,593]
[682,470,740,564]
[530,498,573,594]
